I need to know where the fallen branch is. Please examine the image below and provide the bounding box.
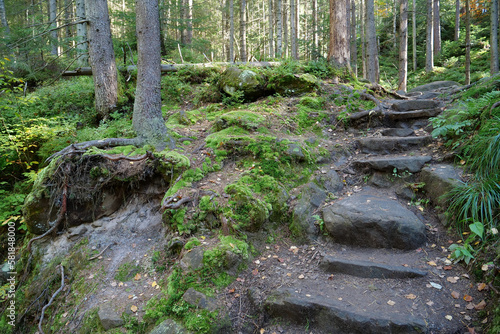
[38,265,65,334]
[88,242,116,261]
[27,184,67,253]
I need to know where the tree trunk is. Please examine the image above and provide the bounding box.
[49,0,58,56]
[328,0,350,70]
[180,0,186,44]
[393,0,397,50]
[277,0,282,57]
[350,0,357,75]
[398,0,408,92]
[491,0,499,74]
[366,0,378,83]
[465,0,470,84]
[186,0,193,45]
[230,0,234,61]
[283,0,288,57]
[76,0,88,66]
[361,0,366,78]
[268,0,274,57]
[290,0,297,59]
[312,0,318,57]
[64,0,73,41]
[433,0,441,55]
[85,0,118,119]
[425,0,433,72]
[240,0,247,61]
[133,0,173,150]
[454,0,460,41]
[0,0,9,36]
[412,0,416,71]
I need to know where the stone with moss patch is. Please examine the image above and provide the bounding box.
[214,110,266,131]
[219,67,267,100]
[269,73,319,96]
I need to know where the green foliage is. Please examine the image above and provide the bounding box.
[0,183,25,224]
[449,221,485,265]
[161,73,193,103]
[114,262,141,282]
[184,237,201,250]
[303,59,334,79]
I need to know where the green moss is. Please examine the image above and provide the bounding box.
[154,150,191,170]
[184,238,201,250]
[114,262,141,282]
[203,235,250,269]
[214,110,266,131]
[205,126,254,149]
[298,95,325,110]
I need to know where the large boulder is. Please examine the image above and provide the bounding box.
[321,192,426,249]
[269,73,320,95]
[291,182,327,238]
[219,67,266,100]
[409,81,460,93]
[98,304,124,330]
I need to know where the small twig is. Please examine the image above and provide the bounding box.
[38,265,65,334]
[88,242,116,261]
[489,282,500,295]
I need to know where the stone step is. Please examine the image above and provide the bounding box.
[265,287,427,334]
[319,255,427,279]
[357,136,432,154]
[380,128,415,137]
[385,108,442,120]
[321,191,426,250]
[391,99,441,111]
[354,155,432,173]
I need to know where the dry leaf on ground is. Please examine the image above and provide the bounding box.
[451,291,460,299]
[130,305,138,313]
[405,294,417,300]
[474,300,486,310]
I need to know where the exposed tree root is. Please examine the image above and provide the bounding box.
[27,184,67,253]
[88,242,116,261]
[161,196,193,209]
[38,265,65,334]
[47,137,143,162]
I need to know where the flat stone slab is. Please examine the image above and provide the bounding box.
[392,99,440,111]
[355,155,432,173]
[149,319,190,334]
[409,81,460,93]
[420,164,462,207]
[380,128,415,137]
[265,288,427,334]
[322,193,426,249]
[319,255,427,279]
[357,136,432,154]
[98,304,124,330]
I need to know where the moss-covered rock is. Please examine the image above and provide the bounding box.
[214,110,266,131]
[219,67,268,100]
[225,182,270,232]
[269,73,320,96]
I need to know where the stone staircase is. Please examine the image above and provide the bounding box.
[235,83,483,334]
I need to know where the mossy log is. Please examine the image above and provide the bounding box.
[61,62,281,76]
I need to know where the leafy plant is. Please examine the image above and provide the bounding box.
[312,214,327,235]
[449,221,485,265]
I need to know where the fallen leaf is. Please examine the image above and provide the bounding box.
[286,273,291,277]
[447,277,459,283]
[477,283,487,291]
[298,274,305,279]
[426,300,434,306]
[152,281,157,288]
[260,329,265,334]
[252,268,259,276]
[429,282,442,290]
[128,295,133,299]
[451,291,460,299]
[466,303,475,310]
[405,294,417,300]
[464,295,473,302]
[134,273,141,281]
[474,300,486,310]
[130,305,138,313]
[328,274,334,280]
[111,282,117,287]
[462,273,470,279]
[482,264,490,271]
[387,300,396,306]
[228,288,235,294]
[445,315,453,321]
[427,261,437,266]
[482,318,488,324]
[88,274,94,279]
[62,312,68,318]
[444,266,453,270]
[467,327,476,334]
[236,278,244,282]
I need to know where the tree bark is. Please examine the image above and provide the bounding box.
[277,0,282,57]
[412,0,416,71]
[49,0,58,56]
[433,0,441,55]
[398,0,408,92]
[328,0,350,70]
[85,0,118,119]
[465,0,470,84]
[268,0,274,57]
[350,0,357,75]
[240,0,247,61]
[230,0,234,61]
[290,0,297,59]
[491,0,499,74]
[312,0,318,57]
[454,0,460,41]
[361,0,366,78]
[283,0,288,57]
[76,0,88,66]
[366,0,378,83]
[0,0,9,37]
[425,0,433,72]
[133,0,173,150]
[64,0,73,40]
[186,0,193,45]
